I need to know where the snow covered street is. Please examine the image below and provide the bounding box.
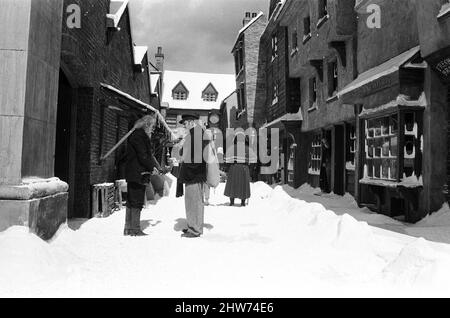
[2,175,450,297]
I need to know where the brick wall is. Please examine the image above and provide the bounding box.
[61,0,153,217]
[356,0,419,73]
[243,16,267,127]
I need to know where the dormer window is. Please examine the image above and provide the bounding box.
[202,83,219,102]
[172,81,189,100]
[174,92,187,100]
[203,93,217,102]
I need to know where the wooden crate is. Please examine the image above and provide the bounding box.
[92,183,115,218]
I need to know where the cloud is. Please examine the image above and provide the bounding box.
[130,0,268,74]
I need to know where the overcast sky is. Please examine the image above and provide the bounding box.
[130,0,268,74]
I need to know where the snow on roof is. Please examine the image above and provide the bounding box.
[232,11,266,52]
[150,73,160,94]
[438,2,450,20]
[238,11,265,35]
[359,92,427,118]
[100,83,176,140]
[338,46,421,98]
[133,45,148,66]
[106,0,130,29]
[162,71,236,111]
[260,108,303,130]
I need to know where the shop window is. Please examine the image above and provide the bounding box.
[309,133,322,175]
[346,125,356,171]
[364,111,422,181]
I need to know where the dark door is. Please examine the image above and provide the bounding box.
[55,70,73,216]
[334,125,345,195]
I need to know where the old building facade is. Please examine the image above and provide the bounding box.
[59,0,171,219]
[231,11,268,129]
[0,0,172,238]
[273,0,358,193]
[255,0,450,222]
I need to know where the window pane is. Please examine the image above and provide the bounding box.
[374,159,381,178]
[367,160,373,178]
[390,115,398,134]
[382,159,389,179]
[382,138,390,157]
[390,136,398,157]
[390,159,397,180]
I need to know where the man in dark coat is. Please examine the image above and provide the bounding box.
[177,114,208,238]
[125,114,162,236]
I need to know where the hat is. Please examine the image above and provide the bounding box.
[179,114,200,124]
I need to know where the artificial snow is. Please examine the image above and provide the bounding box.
[2,177,450,297]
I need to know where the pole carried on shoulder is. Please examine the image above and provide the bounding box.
[99,116,150,162]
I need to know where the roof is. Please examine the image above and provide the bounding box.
[106,0,130,29]
[150,73,160,94]
[162,71,236,111]
[100,83,176,140]
[260,108,303,130]
[133,45,148,66]
[338,46,421,98]
[232,11,266,52]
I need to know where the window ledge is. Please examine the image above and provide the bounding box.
[272,97,279,106]
[317,14,329,29]
[438,3,450,20]
[307,103,318,112]
[290,47,299,57]
[326,95,338,103]
[302,33,312,44]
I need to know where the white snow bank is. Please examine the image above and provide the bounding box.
[415,203,450,227]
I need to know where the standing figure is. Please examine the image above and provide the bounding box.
[124,114,161,236]
[224,133,253,207]
[178,114,208,238]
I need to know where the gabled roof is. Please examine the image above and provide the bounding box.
[172,81,189,93]
[162,71,236,111]
[133,45,148,68]
[150,73,161,94]
[232,11,266,52]
[202,83,218,95]
[106,0,130,29]
[338,46,422,98]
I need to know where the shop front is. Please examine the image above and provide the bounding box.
[340,46,448,222]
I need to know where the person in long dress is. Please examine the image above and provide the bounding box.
[224,134,253,207]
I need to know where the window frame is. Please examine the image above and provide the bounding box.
[363,109,423,182]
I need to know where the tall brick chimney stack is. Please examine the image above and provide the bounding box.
[155,46,164,72]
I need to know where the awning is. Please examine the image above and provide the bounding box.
[260,109,303,130]
[338,46,421,100]
[100,83,176,140]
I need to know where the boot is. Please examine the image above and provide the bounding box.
[123,207,132,236]
[230,198,235,206]
[130,208,148,236]
[241,199,246,207]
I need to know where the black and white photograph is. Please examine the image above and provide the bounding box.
[1,0,450,301]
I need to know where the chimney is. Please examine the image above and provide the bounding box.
[155,46,164,72]
[242,12,252,27]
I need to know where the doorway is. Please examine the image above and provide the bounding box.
[334,125,345,195]
[320,130,332,193]
[55,70,76,217]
